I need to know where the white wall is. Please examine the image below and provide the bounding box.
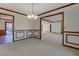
[64,4,79,48]
[42,20,50,32]
[36,4,79,48]
[0,9,35,40]
[33,18,40,30]
[64,4,79,31]
[14,15,34,30]
[35,4,79,30]
[51,22,61,33]
[0,9,35,30]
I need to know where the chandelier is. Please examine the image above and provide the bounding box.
[27,3,38,19]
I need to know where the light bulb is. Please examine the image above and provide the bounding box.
[27,14,38,19]
[27,15,31,19]
[34,16,38,19]
[31,14,34,18]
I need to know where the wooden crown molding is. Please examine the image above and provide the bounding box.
[0,7,27,16]
[38,3,77,16]
[0,13,14,16]
[0,3,77,16]
[41,12,63,19]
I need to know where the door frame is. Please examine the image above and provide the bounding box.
[40,12,64,45]
[0,13,14,42]
[5,22,13,35]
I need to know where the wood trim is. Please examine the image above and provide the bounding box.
[15,30,33,31]
[66,34,79,46]
[0,30,5,36]
[0,13,14,16]
[40,12,64,44]
[41,12,63,19]
[40,12,63,34]
[64,33,79,50]
[16,31,25,39]
[0,13,14,42]
[14,29,40,31]
[38,3,77,16]
[0,7,27,16]
[26,31,33,38]
[61,12,64,34]
[40,18,42,39]
[0,3,77,16]
[5,22,13,35]
[66,34,79,36]
[64,31,79,33]
[0,18,13,21]
[63,45,79,50]
[62,12,64,45]
[50,24,51,32]
[14,30,41,39]
[0,13,13,21]
[13,16,14,42]
[15,30,33,40]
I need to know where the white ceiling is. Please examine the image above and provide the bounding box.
[0,3,68,15]
[43,14,62,22]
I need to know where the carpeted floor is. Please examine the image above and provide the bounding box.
[0,38,79,56]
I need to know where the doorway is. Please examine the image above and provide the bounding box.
[0,13,14,44]
[40,12,64,45]
[5,22,13,43]
[5,22,13,35]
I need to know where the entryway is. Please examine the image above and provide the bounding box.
[40,12,64,45]
[0,13,14,44]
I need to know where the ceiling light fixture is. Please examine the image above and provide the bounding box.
[27,3,38,19]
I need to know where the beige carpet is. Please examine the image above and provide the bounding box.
[0,38,79,56]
